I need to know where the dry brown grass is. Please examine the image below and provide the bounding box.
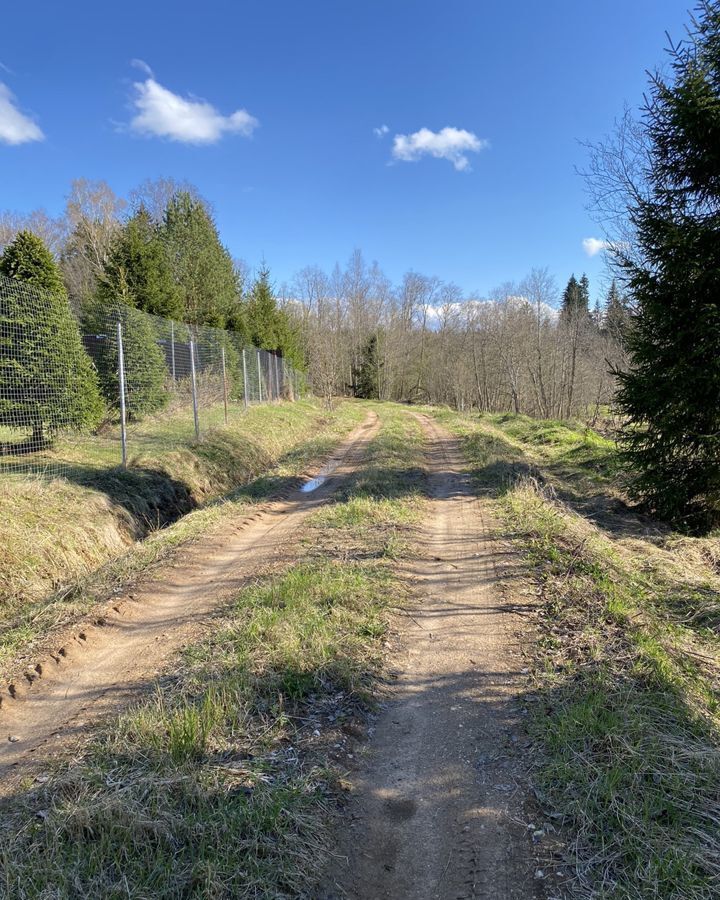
[0,400,365,671]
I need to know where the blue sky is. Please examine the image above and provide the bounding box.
[0,0,694,303]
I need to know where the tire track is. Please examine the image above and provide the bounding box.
[0,412,380,792]
[324,413,538,900]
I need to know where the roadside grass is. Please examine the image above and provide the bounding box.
[0,404,424,898]
[435,408,720,899]
[0,400,365,675]
[429,407,619,500]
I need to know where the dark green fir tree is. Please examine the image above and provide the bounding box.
[615,1,720,530]
[603,280,632,342]
[353,333,381,399]
[101,207,182,320]
[163,192,239,327]
[0,231,104,446]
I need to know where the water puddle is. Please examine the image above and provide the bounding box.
[300,453,346,493]
[301,475,327,493]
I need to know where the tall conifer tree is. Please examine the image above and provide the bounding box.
[101,208,182,320]
[616,1,720,529]
[163,192,239,327]
[0,231,104,444]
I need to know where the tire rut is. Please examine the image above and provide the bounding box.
[0,412,380,793]
[323,413,539,900]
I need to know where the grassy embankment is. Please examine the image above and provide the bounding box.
[0,399,367,672]
[0,405,425,898]
[434,409,720,899]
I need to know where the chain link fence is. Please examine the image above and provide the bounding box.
[0,273,303,479]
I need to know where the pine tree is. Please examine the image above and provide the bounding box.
[163,192,239,327]
[578,273,591,316]
[616,1,720,530]
[245,267,305,374]
[0,231,104,447]
[101,208,182,320]
[591,297,603,329]
[559,273,592,416]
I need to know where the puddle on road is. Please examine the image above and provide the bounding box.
[300,452,346,493]
[301,475,327,493]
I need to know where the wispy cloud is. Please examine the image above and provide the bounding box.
[130,58,154,78]
[373,124,389,138]
[391,126,487,171]
[128,70,258,144]
[0,83,43,145]
[582,237,612,257]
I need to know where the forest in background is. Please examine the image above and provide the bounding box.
[1,177,630,425]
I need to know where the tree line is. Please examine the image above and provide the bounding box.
[289,252,631,423]
[0,179,303,443]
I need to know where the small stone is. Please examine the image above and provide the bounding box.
[533,829,545,841]
[8,735,20,743]
[534,869,544,880]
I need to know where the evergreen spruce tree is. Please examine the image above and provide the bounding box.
[90,294,169,421]
[352,334,381,399]
[245,266,305,374]
[0,231,104,446]
[603,280,632,342]
[101,208,182,320]
[246,266,280,350]
[85,270,168,422]
[616,1,720,530]
[578,273,591,316]
[559,274,581,323]
[163,192,239,327]
[560,274,591,323]
[591,297,603,329]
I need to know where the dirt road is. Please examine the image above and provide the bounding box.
[0,413,379,792]
[324,414,538,899]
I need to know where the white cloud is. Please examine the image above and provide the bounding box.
[373,124,389,138]
[129,74,258,144]
[392,126,487,171]
[0,83,43,145]
[582,237,612,257]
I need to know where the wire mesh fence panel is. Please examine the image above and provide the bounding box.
[0,273,304,481]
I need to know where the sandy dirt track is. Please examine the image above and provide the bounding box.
[323,414,538,900]
[0,412,379,792]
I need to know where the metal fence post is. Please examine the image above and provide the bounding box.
[189,339,201,441]
[116,321,128,468]
[274,353,280,401]
[257,349,263,402]
[170,320,176,384]
[221,346,229,425]
[242,348,249,409]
